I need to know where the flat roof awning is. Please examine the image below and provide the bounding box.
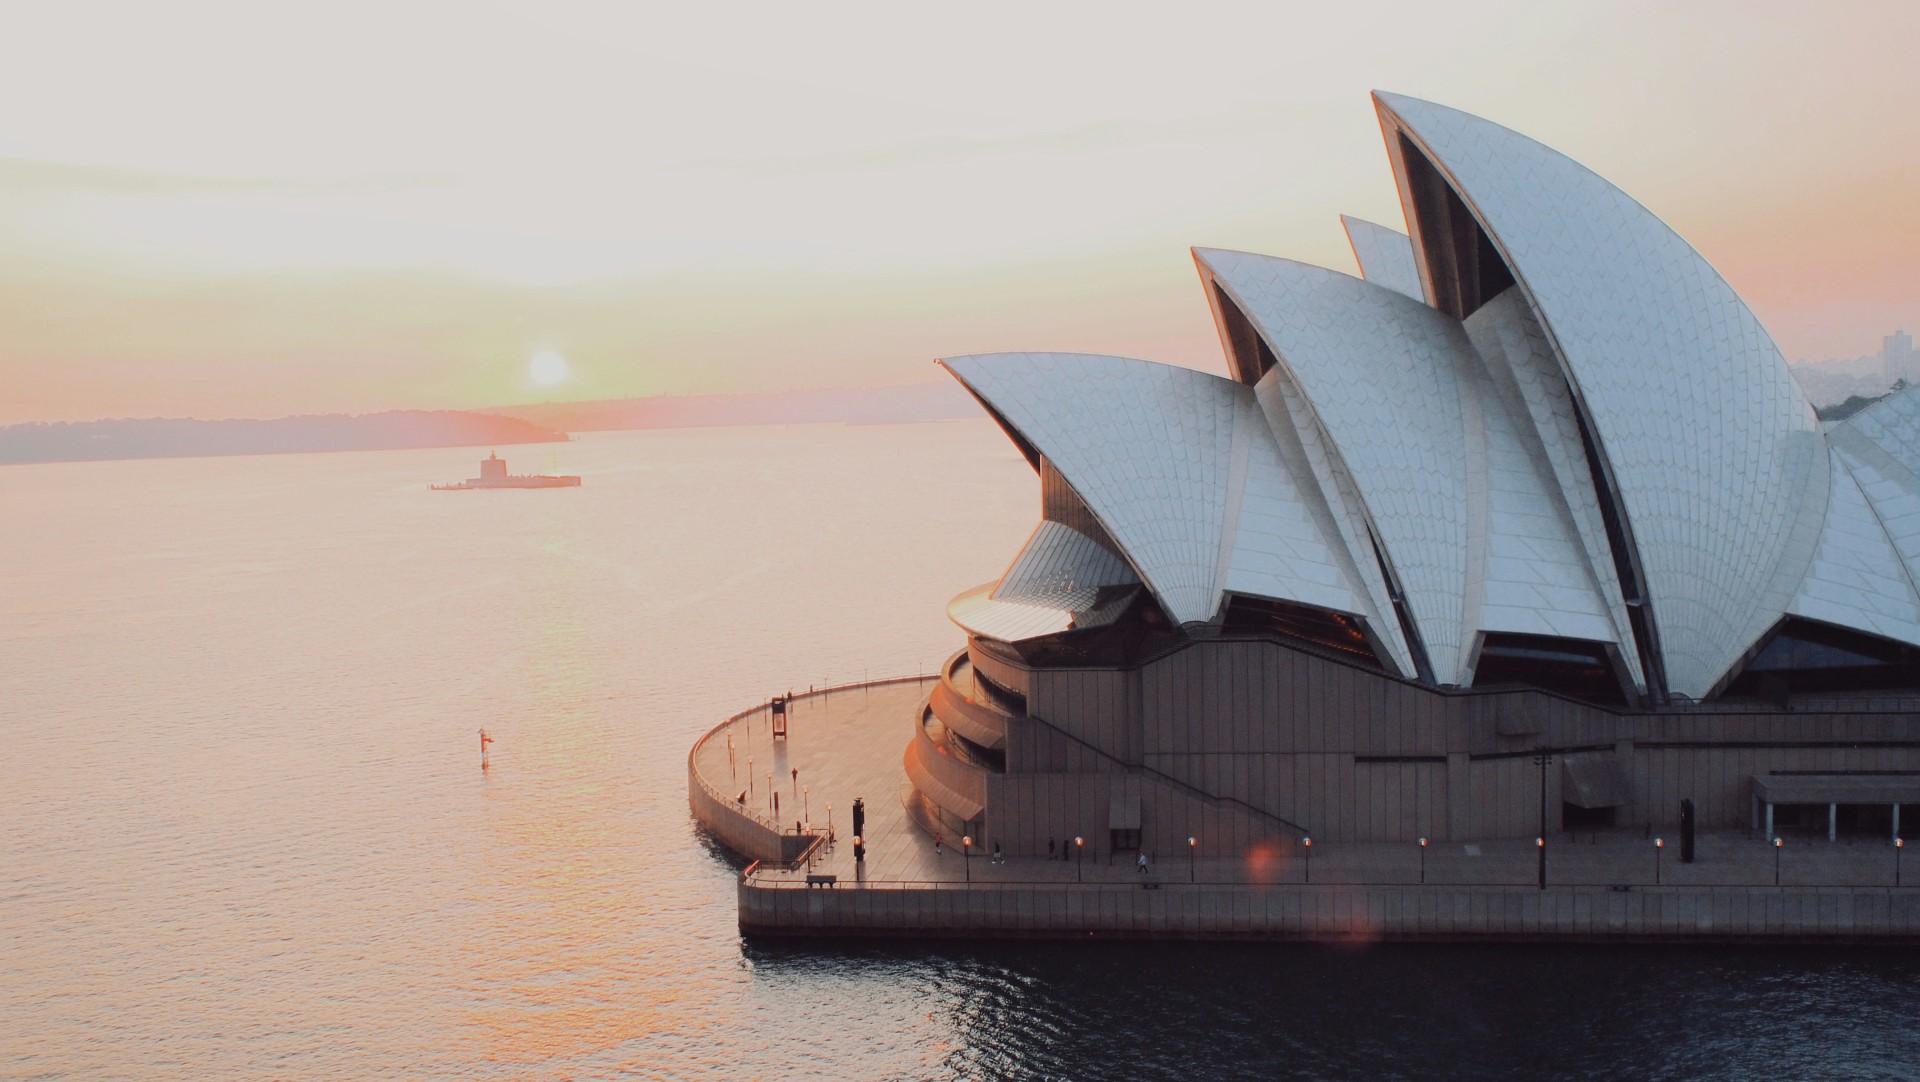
[1562,754,1633,809]
[1752,774,1920,805]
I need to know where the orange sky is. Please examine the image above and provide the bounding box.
[2,0,1917,424]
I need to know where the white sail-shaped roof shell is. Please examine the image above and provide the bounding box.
[940,352,1400,667]
[1803,384,1920,645]
[1375,92,1829,700]
[937,91,1920,704]
[1198,248,1636,687]
[1197,248,1474,683]
[1340,215,1424,301]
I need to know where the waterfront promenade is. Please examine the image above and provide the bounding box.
[690,678,1920,941]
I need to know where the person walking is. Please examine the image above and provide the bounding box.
[934,834,943,855]
[1137,851,1149,874]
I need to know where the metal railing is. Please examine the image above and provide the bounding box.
[690,672,941,839]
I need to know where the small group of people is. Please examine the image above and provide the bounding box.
[932,834,1006,863]
[1045,838,1090,861]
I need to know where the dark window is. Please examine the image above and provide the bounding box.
[1213,284,1278,385]
[1725,618,1920,698]
[1399,134,1514,320]
[1471,632,1629,706]
[1221,595,1384,670]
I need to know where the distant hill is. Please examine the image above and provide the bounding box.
[485,381,975,433]
[0,410,567,465]
[1815,384,1905,423]
[1792,355,1896,409]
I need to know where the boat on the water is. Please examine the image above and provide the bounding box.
[431,453,580,490]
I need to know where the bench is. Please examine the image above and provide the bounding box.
[806,874,838,889]
[1141,873,1163,890]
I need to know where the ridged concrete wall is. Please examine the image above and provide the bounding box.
[974,635,1920,846]
[739,880,1920,942]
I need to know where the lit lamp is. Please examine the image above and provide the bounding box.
[963,835,973,884]
[1074,836,1085,882]
[1188,836,1197,883]
[1898,837,1905,888]
[1655,837,1664,885]
[1302,836,1313,884]
[1773,836,1784,886]
[1537,836,1546,891]
[1418,837,1428,885]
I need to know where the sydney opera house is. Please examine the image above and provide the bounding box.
[905,92,1920,859]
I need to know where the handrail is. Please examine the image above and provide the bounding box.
[741,832,828,877]
[689,671,941,838]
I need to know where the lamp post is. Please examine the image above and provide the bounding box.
[802,786,810,825]
[963,836,973,883]
[1533,752,1553,890]
[1075,836,1085,882]
[1188,836,1197,883]
[1419,837,1428,885]
[1654,837,1664,885]
[727,732,735,778]
[1302,837,1313,884]
[1898,837,1906,887]
[1773,836,1784,886]
[748,758,754,795]
[768,772,776,817]
[826,804,833,842]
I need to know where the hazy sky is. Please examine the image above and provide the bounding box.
[4,0,1917,423]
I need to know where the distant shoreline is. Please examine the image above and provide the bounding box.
[0,409,568,466]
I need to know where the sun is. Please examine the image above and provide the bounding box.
[529,349,570,387]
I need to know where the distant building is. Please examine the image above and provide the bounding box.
[1886,330,1917,384]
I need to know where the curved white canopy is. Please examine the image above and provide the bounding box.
[940,351,1390,652]
[937,92,1918,702]
[1340,214,1423,301]
[1376,91,1829,699]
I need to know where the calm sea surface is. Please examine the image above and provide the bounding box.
[6,421,1920,1081]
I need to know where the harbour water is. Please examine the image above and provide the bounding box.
[5,421,1920,1080]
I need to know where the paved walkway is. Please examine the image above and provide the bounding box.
[693,678,1920,892]
[692,677,937,870]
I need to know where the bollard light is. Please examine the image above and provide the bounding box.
[1898,837,1906,888]
[1418,837,1428,885]
[962,836,973,884]
[1188,836,1197,883]
[1774,836,1784,887]
[1075,836,1085,882]
[1303,836,1313,884]
[1655,837,1664,885]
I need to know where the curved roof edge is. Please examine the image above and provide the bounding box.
[1339,214,1424,301]
[1373,90,1828,700]
[939,352,1240,627]
[1196,246,1476,684]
